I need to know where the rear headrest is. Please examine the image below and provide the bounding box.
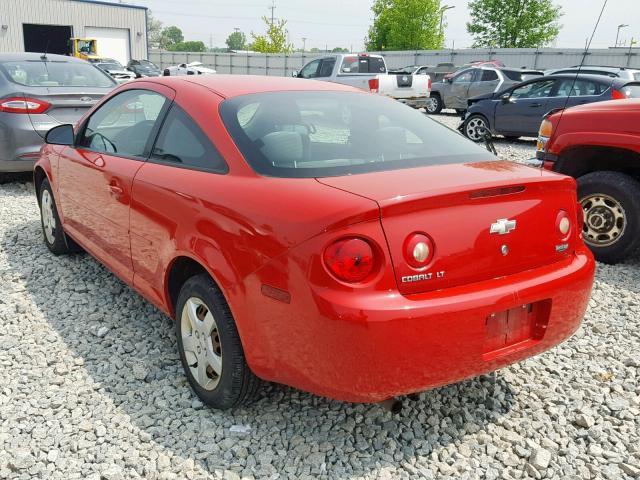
[260,131,304,167]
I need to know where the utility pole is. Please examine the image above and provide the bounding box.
[302,37,307,52]
[439,5,455,42]
[209,33,213,49]
[268,0,276,25]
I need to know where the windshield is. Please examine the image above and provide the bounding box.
[0,60,115,87]
[220,91,492,178]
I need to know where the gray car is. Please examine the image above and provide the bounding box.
[426,66,542,114]
[0,53,116,179]
[546,65,640,81]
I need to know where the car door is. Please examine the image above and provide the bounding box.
[467,69,501,100]
[494,79,556,136]
[57,85,173,283]
[317,58,337,79]
[129,100,229,308]
[445,69,475,109]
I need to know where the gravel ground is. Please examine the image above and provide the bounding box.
[1,117,639,480]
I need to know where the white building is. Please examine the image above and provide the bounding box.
[0,0,148,65]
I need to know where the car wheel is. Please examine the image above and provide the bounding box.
[425,95,443,114]
[39,179,79,255]
[176,274,262,409]
[578,171,640,264]
[463,115,490,142]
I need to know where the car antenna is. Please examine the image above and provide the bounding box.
[552,0,608,131]
[40,39,50,61]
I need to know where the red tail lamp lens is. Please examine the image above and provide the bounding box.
[404,233,435,268]
[611,89,626,100]
[0,97,50,114]
[556,210,572,238]
[323,237,376,283]
[368,78,379,93]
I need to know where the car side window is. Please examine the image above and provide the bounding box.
[453,70,474,83]
[78,89,167,158]
[554,79,602,97]
[318,58,336,78]
[481,70,499,81]
[299,59,321,78]
[150,105,228,173]
[511,80,556,99]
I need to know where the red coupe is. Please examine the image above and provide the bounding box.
[34,75,595,409]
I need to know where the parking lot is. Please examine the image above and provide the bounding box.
[0,112,639,480]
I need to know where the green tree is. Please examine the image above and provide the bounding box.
[250,17,293,53]
[365,0,445,51]
[168,41,207,52]
[226,31,247,51]
[331,47,349,53]
[147,10,163,49]
[467,0,562,48]
[159,26,184,50]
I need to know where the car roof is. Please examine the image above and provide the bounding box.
[144,74,361,98]
[0,52,89,63]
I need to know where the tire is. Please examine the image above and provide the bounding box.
[425,94,443,114]
[578,171,640,264]
[38,179,79,255]
[176,274,262,409]
[463,114,490,142]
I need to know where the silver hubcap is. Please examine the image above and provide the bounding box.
[41,189,56,244]
[181,297,222,391]
[465,117,487,141]
[581,193,626,247]
[425,97,438,113]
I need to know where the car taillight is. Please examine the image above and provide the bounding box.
[556,210,572,239]
[427,77,432,91]
[611,89,626,100]
[323,237,376,283]
[403,233,435,268]
[368,78,379,93]
[0,97,51,114]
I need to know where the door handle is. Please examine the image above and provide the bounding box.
[108,184,124,195]
[528,103,542,107]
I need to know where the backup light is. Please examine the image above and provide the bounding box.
[404,233,435,268]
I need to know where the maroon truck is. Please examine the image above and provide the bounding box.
[530,95,640,263]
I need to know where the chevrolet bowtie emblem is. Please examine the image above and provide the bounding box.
[490,218,517,235]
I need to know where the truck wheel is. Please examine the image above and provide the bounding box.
[425,94,443,114]
[463,114,490,142]
[176,274,263,409]
[578,171,640,264]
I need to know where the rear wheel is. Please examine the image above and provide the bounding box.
[463,114,490,142]
[176,274,262,409]
[578,171,640,264]
[425,94,443,114]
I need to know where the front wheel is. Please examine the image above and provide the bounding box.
[463,115,490,142]
[578,171,640,264]
[176,274,262,409]
[39,179,80,255]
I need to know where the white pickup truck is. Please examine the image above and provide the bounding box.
[294,54,431,108]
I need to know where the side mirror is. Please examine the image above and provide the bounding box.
[500,92,512,103]
[45,124,74,146]
[291,70,299,78]
[446,77,453,83]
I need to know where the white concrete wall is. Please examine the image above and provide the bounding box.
[0,0,147,60]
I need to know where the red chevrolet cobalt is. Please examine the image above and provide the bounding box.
[34,75,595,409]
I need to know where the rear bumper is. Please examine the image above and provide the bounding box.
[0,114,45,173]
[251,248,595,402]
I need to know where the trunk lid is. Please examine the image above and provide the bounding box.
[20,86,109,136]
[317,161,579,295]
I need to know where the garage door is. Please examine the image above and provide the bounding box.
[84,27,130,65]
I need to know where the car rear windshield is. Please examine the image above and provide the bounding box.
[219,91,492,178]
[0,60,115,87]
[339,56,386,74]
[621,84,640,98]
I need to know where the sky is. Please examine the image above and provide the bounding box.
[128,0,640,51]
